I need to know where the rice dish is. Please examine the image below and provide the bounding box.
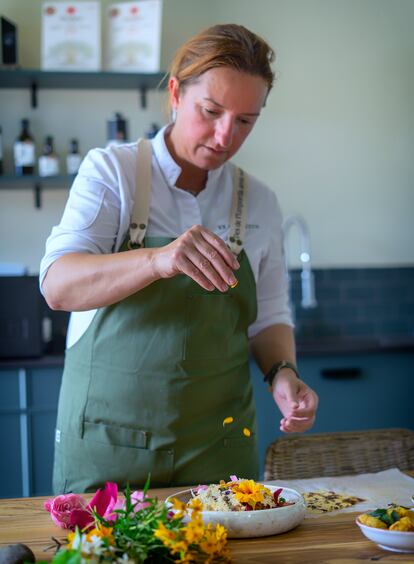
[189,478,293,512]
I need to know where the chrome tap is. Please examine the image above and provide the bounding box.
[282,214,317,309]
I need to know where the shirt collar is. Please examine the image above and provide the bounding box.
[151,124,226,192]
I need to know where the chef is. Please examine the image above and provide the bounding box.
[40,23,319,494]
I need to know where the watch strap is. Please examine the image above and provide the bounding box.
[263,360,300,388]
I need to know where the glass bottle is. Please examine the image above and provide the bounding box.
[66,138,82,175]
[14,118,35,175]
[38,135,60,177]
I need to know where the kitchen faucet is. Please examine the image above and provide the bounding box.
[282,214,317,311]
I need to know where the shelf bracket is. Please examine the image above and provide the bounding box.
[31,81,38,108]
[139,86,147,109]
[34,182,42,209]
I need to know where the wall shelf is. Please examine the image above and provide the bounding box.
[0,174,74,208]
[0,68,167,108]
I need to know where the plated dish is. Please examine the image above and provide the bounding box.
[356,505,414,553]
[166,481,306,538]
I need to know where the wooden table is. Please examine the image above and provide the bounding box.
[1,485,413,564]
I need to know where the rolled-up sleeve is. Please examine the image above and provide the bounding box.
[248,190,293,339]
[39,148,122,292]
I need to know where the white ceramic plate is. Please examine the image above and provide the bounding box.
[166,484,306,538]
[356,518,414,553]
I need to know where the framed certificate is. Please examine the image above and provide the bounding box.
[105,0,162,73]
[42,1,101,71]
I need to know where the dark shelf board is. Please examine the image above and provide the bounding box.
[0,68,167,90]
[0,174,74,189]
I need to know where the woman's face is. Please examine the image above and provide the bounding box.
[169,67,268,171]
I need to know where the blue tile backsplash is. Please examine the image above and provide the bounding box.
[289,267,414,340]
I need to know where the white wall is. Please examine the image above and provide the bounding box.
[1,0,413,272]
[214,0,414,268]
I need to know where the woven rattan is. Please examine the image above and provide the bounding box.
[264,428,414,480]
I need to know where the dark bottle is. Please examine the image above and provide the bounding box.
[66,138,82,175]
[106,112,128,147]
[0,126,3,175]
[14,118,35,175]
[39,135,59,177]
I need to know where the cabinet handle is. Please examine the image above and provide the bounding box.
[320,367,362,379]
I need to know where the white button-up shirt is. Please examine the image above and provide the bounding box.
[40,126,292,348]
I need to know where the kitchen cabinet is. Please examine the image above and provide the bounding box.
[0,365,63,498]
[250,351,414,479]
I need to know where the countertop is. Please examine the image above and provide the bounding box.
[1,475,414,563]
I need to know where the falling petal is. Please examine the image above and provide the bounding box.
[222,416,234,426]
[243,428,251,437]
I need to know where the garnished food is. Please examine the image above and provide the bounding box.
[303,490,365,514]
[358,505,414,531]
[188,479,294,512]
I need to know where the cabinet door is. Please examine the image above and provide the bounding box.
[27,367,63,496]
[0,370,23,498]
[297,353,414,433]
[249,359,280,479]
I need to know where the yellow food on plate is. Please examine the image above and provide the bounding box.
[359,513,388,529]
[358,505,414,532]
[390,516,414,532]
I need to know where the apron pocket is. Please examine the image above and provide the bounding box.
[83,420,149,448]
[53,427,174,494]
[184,293,238,361]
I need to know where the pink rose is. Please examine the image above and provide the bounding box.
[44,494,87,529]
[44,483,151,531]
[70,482,119,529]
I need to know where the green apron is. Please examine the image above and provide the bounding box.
[53,140,259,494]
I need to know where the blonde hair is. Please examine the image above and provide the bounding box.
[169,23,275,96]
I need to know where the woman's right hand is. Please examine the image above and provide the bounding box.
[151,225,240,292]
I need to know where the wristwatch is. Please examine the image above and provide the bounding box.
[263,360,300,388]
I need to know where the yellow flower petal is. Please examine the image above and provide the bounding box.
[243,427,251,437]
[230,280,238,289]
[223,416,234,426]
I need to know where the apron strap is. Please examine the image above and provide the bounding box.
[227,166,248,256]
[129,142,248,255]
[128,138,152,248]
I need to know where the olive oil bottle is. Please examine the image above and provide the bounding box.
[14,118,35,175]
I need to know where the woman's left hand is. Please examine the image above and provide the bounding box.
[272,369,319,433]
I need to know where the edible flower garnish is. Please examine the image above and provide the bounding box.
[232,480,267,509]
[42,478,231,563]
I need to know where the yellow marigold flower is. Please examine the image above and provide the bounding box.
[66,531,76,550]
[200,528,220,555]
[154,522,178,546]
[223,416,234,426]
[184,520,205,544]
[232,479,265,508]
[170,496,187,518]
[215,523,228,543]
[170,540,190,556]
[85,524,114,544]
[243,427,251,437]
[188,498,204,512]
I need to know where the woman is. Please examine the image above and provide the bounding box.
[41,23,318,494]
